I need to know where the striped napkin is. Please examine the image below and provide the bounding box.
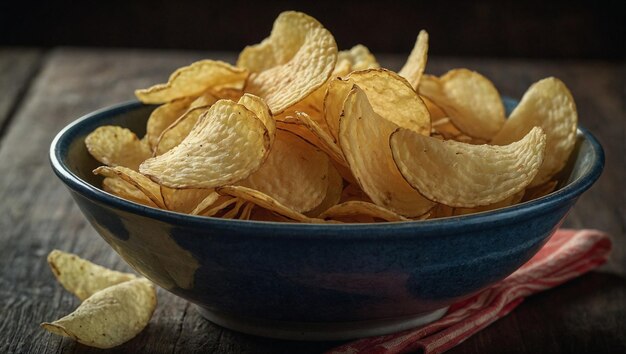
[328,229,612,354]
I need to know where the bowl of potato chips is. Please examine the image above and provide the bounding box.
[50,11,603,340]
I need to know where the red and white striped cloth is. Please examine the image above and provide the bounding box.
[328,229,612,354]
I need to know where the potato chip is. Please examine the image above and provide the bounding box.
[238,202,255,220]
[94,166,165,209]
[335,44,380,76]
[340,86,434,216]
[491,77,577,187]
[155,102,216,156]
[390,126,546,207]
[140,99,270,189]
[221,199,246,219]
[47,250,137,301]
[135,60,248,104]
[323,77,353,141]
[326,69,431,142]
[85,126,151,171]
[422,95,447,121]
[340,183,372,203]
[161,187,216,214]
[41,278,156,349]
[453,190,524,215]
[102,176,157,207]
[398,30,428,89]
[429,203,455,219]
[145,97,194,150]
[249,207,293,222]
[243,12,338,114]
[237,93,276,146]
[419,69,505,139]
[277,112,346,166]
[304,161,344,217]
[191,195,237,217]
[239,130,329,213]
[216,185,326,223]
[320,201,409,222]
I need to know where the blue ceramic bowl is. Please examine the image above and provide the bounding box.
[50,98,603,340]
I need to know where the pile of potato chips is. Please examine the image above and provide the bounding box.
[86,11,578,223]
[42,251,156,348]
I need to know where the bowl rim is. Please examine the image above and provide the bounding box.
[49,99,605,236]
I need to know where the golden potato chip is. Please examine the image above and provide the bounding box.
[320,201,409,222]
[154,106,210,156]
[94,166,165,209]
[398,30,429,89]
[243,12,338,114]
[419,69,505,140]
[161,187,216,214]
[41,278,156,349]
[237,93,276,146]
[323,77,353,141]
[249,207,293,222]
[102,176,157,207]
[390,127,546,207]
[140,100,270,189]
[145,97,194,150]
[326,69,431,142]
[47,250,137,301]
[217,185,326,223]
[340,182,372,203]
[422,95,447,121]
[239,130,329,213]
[304,161,344,217]
[135,60,248,104]
[491,77,577,187]
[453,190,524,215]
[429,203,455,219]
[239,202,255,220]
[221,199,246,219]
[191,195,237,216]
[339,86,434,216]
[85,126,151,171]
[277,112,346,166]
[335,44,380,76]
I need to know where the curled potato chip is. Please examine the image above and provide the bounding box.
[102,176,157,207]
[192,195,237,217]
[419,69,505,140]
[491,77,577,187]
[161,187,216,214]
[398,30,429,89]
[94,166,165,209]
[429,203,455,219]
[85,126,151,171]
[239,130,329,213]
[335,44,380,76]
[243,12,338,114]
[47,250,137,301]
[320,201,409,222]
[237,93,276,146]
[340,86,434,217]
[221,199,246,219]
[189,192,222,215]
[305,161,344,217]
[326,69,431,142]
[324,78,353,141]
[422,96,447,121]
[140,99,270,189]
[42,278,156,349]
[146,97,194,150]
[390,127,546,207]
[239,202,255,220]
[135,60,248,104]
[217,185,326,223]
[155,106,210,156]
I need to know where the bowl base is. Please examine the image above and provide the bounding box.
[197,306,449,341]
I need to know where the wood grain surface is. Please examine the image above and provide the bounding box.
[0,48,623,353]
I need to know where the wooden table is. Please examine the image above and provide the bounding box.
[1,48,624,353]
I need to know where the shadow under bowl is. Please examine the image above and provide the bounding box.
[49,98,604,340]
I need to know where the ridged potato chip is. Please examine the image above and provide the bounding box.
[238,202,255,220]
[304,161,344,217]
[47,250,137,301]
[191,195,236,216]
[398,30,429,89]
[419,69,505,140]
[335,44,380,76]
[390,127,546,207]
[239,130,329,213]
[237,93,276,146]
[340,86,434,217]
[42,278,156,349]
[145,97,194,150]
[243,12,338,114]
[161,187,216,214]
[94,166,165,209]
[140,99,270,189]
[135,60,248,104]
[491,77,577,187]
[217,185,326,223]
[85,126,151,171]
[320,201,409,222]
[102,176,157,207]
[326,69,431,142]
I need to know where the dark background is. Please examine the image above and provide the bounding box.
[1,0,623,59]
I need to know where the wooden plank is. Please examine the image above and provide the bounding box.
[0,50,623,353]
[0,48,43,144]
